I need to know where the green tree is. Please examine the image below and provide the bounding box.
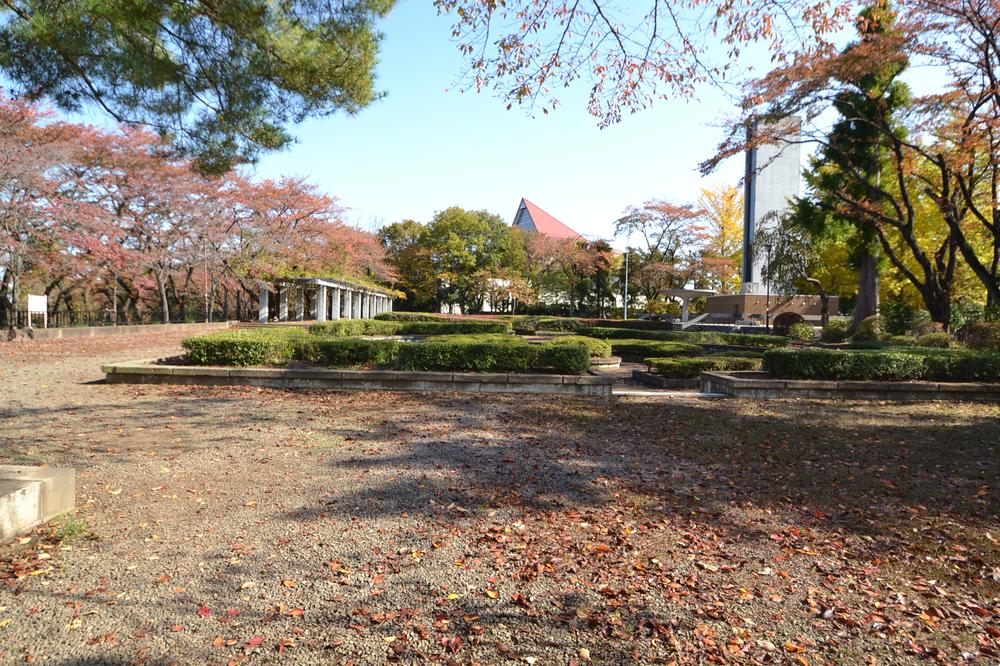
[792,4,921,328]
[0,0,394,172]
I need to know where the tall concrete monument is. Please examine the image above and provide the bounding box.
[741,118,802,295]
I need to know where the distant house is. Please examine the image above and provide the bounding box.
[512,198,584,240]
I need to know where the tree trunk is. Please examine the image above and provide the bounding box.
[156,271,170,323]
[849,247,879,332]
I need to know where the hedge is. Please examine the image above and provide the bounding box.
[309,319,511,336]
[182,330,305,366]
[762,347,1000,382]
[609,339,704,359]
[298,337,402,367]
[397,340,590,373]
[578,326,787,349]
[543,335,612,358]
[182,329,592,373]
[647,355,762,378]
[763,349,926,381]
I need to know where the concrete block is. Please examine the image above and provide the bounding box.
[113,363,167,375]
[0,480,41,541]
[935,382,998,393]
[0,466,75,540]
[506,373,563,385]
[169,366,230,377]
[228,367,288,379]
[452,372,508,384]
[784,379,838,390]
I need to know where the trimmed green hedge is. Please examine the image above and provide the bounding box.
[309,319,512,336]
[578,326,787,349]
[397,339,590,373]
[182,329,591,373]
[763,349,926,380]
[610,339,704,359]
[543,335,612,358]
[763,347,1000,382]
[182,330,305,365]
[647,355,762,378]
[374,312,454,322]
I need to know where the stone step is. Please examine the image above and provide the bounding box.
[0,466,75,542]
[0,480,41,541]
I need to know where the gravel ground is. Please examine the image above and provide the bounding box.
[0,332,998,665]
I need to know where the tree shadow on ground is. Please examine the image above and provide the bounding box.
[286,392,1000,548]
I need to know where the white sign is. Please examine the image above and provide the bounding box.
[27,294,47,329]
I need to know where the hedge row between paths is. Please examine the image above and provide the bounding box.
[181,330,591,373]
[578,326,787,349]
[647,356,763,378]
[309,319,512,336]
[763,348,1000,382]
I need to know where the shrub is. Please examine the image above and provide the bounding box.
[787,322,817,342]
[309,319,511,336]
[887,335,917,346]
[535,317,585,332]
[182,330,303,366]
[299,338,401,367]
[922,351,1000,382]
[609,339,704,359]
[820,320,851,343]
[374,312,449,322]
[957,321,1000,352]
[543,335,612,358]
[647,356,762,378]
[577,326,786,348]
[397,338,590,373]
[590,319,674,331]
[763,348,926,381]
[914,332,956,348]
[851,315,884,342]
[772,312,805,336]
[881,301,929,336]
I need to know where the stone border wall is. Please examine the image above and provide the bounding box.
[700,371,1000,401]
[103,360,614,396]
[631,370,699,389]
[11,321,232,341]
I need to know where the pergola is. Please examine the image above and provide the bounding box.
[661,287,716,323]
[257,277,393,324]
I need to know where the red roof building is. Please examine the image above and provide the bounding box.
[512,198,583,240]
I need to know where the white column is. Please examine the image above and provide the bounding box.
[353,291,361,319]
[681,297,690,323]
[389,297,393,312]
[360,292,368,319]
[258,284,269,324]
[278,286,289,321]
[295,286,305,321]
[316,285,327,322]
[342,290,351,319]
[331,288,341,320]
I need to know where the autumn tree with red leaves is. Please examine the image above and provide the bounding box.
[0,99,389,329]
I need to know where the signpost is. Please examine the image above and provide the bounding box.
[27,294,47,329]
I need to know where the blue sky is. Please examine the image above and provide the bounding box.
[249,0,748,246]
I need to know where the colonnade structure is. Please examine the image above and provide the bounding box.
[256,277,393,324]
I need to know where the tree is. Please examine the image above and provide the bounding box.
[696,185,743,294]
[437,0,855,125]
[529,235,605,315]
[614,200,707,307]
[702,2,1000,328]
[0,0,394,172]
[0,99,73,336]
[756,211,849,325]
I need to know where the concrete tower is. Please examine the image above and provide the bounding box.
[742,119,802,295]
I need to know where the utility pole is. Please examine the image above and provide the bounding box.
[622,232,631,320]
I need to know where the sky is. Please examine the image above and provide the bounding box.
[248,0,749,246]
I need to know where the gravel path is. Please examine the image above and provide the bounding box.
[1,333,998,665]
